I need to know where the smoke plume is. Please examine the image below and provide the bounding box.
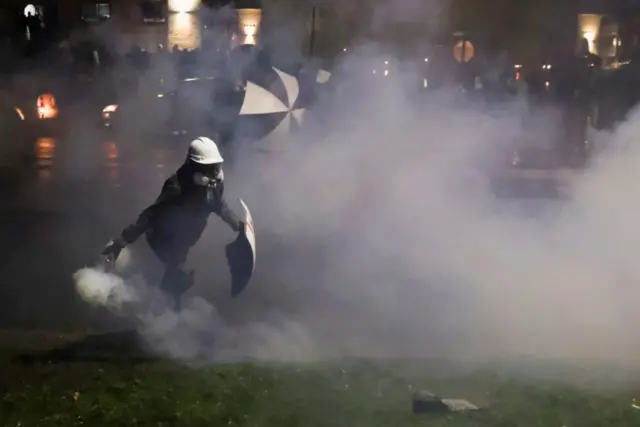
[63,2,640,368]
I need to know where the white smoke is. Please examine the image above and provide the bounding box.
[221,70,640,365]
[74,69,640,366]
[73,267,139,310]
[59,2,640,369]
[73,260,325,362]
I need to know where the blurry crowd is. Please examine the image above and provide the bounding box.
[0,10,622,169]
[58,41,233,81]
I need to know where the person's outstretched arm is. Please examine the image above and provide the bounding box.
[102,177,181,261]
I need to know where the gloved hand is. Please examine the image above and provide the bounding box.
[100,238,125,267]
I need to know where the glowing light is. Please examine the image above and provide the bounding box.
[167,0,200,13]
[35,138,55,168]
[424,58,428,62]
[14,107,24,120]
[102,104,117,119]
[168,12,201,50]
[37,94,58,119]
[545,80,550,88]
[106,141,119,161]
[24,4,37,17]
[243,24,256,37]
[238,9,261,46]
[583,30,596,54]
[423,78,428,88]
[453,40,474,63]
[383,69,389,76]
[578,14,603,54]
[105,142,120,183]
[583,30,595,42]
[514,64,523,69]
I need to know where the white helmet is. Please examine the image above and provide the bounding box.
[187,137,224,164]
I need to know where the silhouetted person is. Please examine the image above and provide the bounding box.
[101,137,244,310]
[25,11,42,43]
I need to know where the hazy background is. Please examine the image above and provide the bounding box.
[63,0,640,367]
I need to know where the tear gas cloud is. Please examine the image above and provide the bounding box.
[229,88,640,364]
[70,0,640,367]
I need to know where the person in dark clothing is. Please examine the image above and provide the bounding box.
[101,136,243,310]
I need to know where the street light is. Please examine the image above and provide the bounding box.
[168,0,200,13]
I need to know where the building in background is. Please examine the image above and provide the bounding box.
[575,0,640,66]
[4,0,263,54]
[576,12,620,66]
[0,0,443,62]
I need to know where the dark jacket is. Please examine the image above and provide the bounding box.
[119,163,240,265]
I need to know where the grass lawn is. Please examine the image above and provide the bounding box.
[1,333,639,426]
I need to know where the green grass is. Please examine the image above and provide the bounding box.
[1,357,640,427]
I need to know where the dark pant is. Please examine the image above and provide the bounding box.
[146,232,195,310]
[160,265,194,310]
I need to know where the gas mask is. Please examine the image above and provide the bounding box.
[192,165,223,203]
[193,172,217,187]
